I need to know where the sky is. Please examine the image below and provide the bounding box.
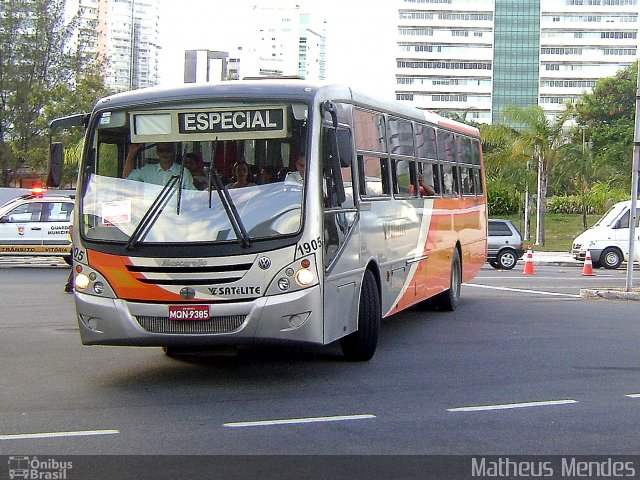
[157,0,398,99]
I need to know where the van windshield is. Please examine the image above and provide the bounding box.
[594,203,627,228]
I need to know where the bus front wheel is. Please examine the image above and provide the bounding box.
[340,269,380,362]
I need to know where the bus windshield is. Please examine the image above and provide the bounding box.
[80,102,308,245]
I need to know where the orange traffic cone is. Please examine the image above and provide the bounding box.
[581,249,595,276]
[522,245,535,275]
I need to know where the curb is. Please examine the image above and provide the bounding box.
[580,288,640,301]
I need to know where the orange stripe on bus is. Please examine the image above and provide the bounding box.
[88,250,183,302]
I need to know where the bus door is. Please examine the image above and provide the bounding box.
[321,126,361,344]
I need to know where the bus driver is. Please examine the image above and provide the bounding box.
[123,142,196,189]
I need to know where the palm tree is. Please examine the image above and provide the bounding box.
[482,104,573,245]
[480,122,534,239]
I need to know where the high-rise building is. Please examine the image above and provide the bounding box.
[74,0,160,91]
[395,0,495,123]
[492,0,540,124]
[394,0,639,123]
[244,3,326,80]
[179,3,326,83]
[538,0,639,118]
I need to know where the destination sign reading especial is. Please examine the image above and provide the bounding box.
[179,108,285,134]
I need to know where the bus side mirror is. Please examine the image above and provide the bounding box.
[47,142,63,188]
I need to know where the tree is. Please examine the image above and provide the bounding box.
[0,0,110,187]
[574,61,638,190]
[482,105,573,245]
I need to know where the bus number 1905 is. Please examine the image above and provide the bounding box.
[297,237,322,257]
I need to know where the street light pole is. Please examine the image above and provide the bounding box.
[626,61,640,291]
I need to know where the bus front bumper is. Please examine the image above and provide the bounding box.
[74,286,324,347]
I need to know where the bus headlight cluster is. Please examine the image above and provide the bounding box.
[267,255,317,295]
[72,265,114,297]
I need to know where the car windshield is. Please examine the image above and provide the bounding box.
[80,102,308,245]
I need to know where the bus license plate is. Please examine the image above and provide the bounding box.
[168,305,210,321]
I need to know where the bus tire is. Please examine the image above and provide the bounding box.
[432,248,462,311]
[340,269,380,362]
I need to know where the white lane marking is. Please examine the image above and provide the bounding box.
[224,414,376,428]
[0,429,119,440]
[465,283,581,298]
[476,275,615,279]
[625,394,640,398]
[448,399,577,412]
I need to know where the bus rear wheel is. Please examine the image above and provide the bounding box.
[431,248,462,311]
[340,269,380,362]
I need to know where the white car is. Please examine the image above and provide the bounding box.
[0,189,75,264]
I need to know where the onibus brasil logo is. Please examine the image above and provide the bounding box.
[8,456,73,479]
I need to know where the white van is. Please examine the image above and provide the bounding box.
[571,200,639,269]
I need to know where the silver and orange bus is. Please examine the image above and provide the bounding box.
[49,80,487,361]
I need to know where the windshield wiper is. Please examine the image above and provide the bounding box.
[207,138,251,248]
[126,175,179,251]
[176,158,186,215]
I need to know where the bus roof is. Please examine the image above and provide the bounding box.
[94,80,480,137]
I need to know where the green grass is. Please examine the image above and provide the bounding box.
[499,213,601,252]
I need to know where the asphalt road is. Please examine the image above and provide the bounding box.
[1,264,640,463]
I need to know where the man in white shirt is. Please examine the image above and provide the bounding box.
[123,142,195,190]
[285,154,306,185]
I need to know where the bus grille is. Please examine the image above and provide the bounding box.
[135,315,246,334]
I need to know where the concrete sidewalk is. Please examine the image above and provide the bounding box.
[530,250,580,267]
[521,249,640,301]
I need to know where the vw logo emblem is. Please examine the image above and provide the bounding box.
[180,287,196,299]
[258,256,271,270]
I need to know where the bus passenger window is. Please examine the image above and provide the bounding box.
[360,155,390,197]
[473,168,483,194]
[393,159,414,195]
[437,131,456,162]
[442,164,458,196]
[415,124,437,160]
[461,167,474,195]
[417,162,440,196]
[354,109,386,153]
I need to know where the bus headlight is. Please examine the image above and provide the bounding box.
[295,268,314,286]
[75,273,90,290]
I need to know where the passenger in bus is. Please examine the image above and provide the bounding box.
[416,172,436,196]
[285,154,306,185]
[123,142,196,189]
[226,161,257,189]
[183,152,207,190]
[259,165,277,184]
